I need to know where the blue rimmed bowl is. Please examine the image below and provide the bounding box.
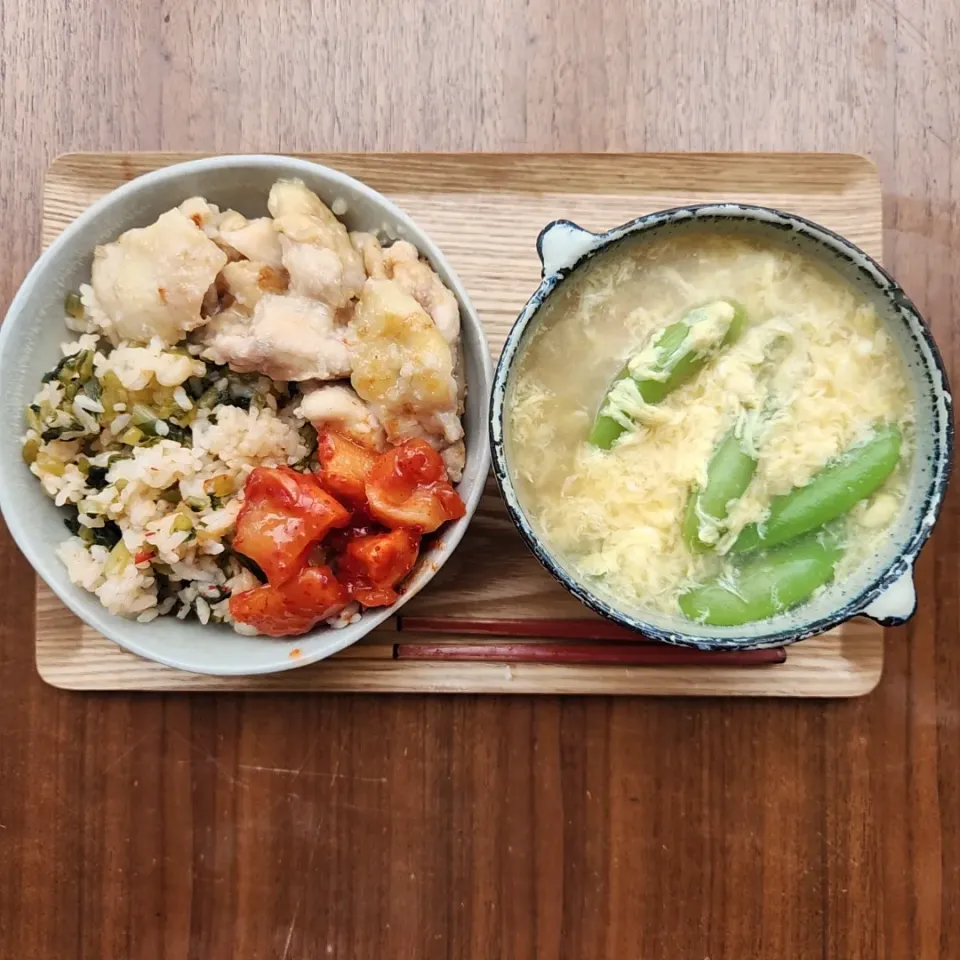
[490,204,953,650]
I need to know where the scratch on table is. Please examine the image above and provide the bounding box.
[101,732,153,774]
[170,729,250,792]
[333,801,394,816]
[326,733,345,787]
[280,909,298,960]
[237,764,387,784]
[285,729,324,781]
[280,803,332,959]
[279,727,351,959]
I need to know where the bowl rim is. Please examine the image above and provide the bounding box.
[0,153,493,675]
[489,202,954,650]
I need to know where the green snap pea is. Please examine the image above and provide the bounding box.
[586,394,633,449]
[732,424,902,554]
[682,429,759,552]
[589,301,746,448]
[678,530,844,626]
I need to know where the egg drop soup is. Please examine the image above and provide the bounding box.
[506,229,914,626]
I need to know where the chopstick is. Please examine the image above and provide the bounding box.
[397,616,659,642]
[392,617,786,666]
[394,641,786,666]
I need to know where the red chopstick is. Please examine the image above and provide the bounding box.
[393,617,786,666]
[397,616,659,642]
[394,641,786,666]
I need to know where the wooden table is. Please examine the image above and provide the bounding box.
[1,2,958,957]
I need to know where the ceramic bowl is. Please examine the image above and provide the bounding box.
[0,155,492,675]
[490,204,953,650]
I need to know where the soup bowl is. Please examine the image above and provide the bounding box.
[490,204,953,650]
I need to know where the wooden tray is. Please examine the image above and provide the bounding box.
[36,152,885,696]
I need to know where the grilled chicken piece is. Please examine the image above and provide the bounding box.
[177,199,284,269]
[350,278,462,452]
[178,197,226,237]
[349,231,388,279]
[217,213,284,268]
[90,209,227,345]
[199,293,350,382]
[219,260,289,310]
[295,382,385,450]
[349,234,460,343]
[268,179,365,308]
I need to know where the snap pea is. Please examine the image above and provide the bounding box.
[678,530,843,626]
[589,300,746,448]
[682,429,759,552]
[587,392,634,449]
[732,423,902,554]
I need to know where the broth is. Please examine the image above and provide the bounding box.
[506,230,913,623]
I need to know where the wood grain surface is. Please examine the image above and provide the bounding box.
[36,151,884,697]
[2,2,959,958]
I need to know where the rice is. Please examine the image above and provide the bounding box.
[57,538,109,591]
[26,333,311,626]
[96,339,205,390]
[192,405,308,469]
[195,597,211,624]
[77,283,107,332]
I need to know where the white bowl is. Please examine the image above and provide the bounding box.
[0,155,492,675]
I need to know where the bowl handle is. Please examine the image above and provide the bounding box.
[536,219,600,278]
[857,565,917,626]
